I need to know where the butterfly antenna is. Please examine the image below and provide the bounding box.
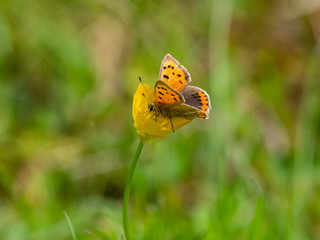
[139,76,153,104]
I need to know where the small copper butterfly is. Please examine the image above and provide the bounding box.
[142,54,211,131]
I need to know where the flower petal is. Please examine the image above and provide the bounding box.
[132,84,192,142]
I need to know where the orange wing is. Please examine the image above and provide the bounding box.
[154,80,184,107]
[180,86,211,119]
[158,54,191,92]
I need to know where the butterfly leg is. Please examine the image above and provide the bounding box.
[169,117,175,133]
[148,112,158,122]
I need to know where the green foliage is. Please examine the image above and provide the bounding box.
[0,0,320,239]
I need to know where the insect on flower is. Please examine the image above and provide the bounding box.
[132,54,211,142]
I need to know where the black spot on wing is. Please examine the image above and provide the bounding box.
[163,75,169,79]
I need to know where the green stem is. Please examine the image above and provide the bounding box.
[63,210,77,240]
[123,140,144,240]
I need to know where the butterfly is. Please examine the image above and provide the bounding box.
[142,54,211,132]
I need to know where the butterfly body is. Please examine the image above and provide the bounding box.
[150,54,211,121]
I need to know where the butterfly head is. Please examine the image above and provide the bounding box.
[148,104,155,112]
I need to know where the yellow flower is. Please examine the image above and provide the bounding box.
[132,84,192,143]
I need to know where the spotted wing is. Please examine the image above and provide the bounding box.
[180,86,211,119]
[158,54,191,92]
[154,80,184,107]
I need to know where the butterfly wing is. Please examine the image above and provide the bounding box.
[154,80,184,107]
[160,103,207,119]
[158,54,191,92]
[155,54,211,120]
[180,86,211,119]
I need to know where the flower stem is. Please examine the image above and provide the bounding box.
[123,140,144,240]
[63,210,77,240]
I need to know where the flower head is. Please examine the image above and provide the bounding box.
[132,84,192,143]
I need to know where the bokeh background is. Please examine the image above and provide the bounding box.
[1,0,320,239]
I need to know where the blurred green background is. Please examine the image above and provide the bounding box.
[1,0,320,239]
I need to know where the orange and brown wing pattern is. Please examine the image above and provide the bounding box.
[158,54,191,92]
[154,80,184,107]
[197,90,211,114]
[180,86,211,119]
